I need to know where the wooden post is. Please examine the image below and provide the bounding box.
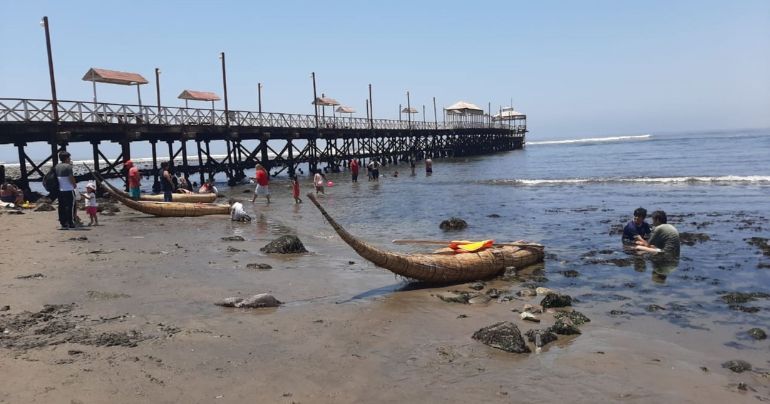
[15,143,29,191]
[91,140,100,181]
[121,141,131,191]
[195,140,205,185]
[150,140,158,183]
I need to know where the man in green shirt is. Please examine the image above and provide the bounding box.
[636,210,680,256]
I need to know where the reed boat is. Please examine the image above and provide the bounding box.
[307,194,544,283]
[97,176,230,217]
[102,184,217,203]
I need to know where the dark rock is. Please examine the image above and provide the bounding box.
[0,305,9,311]
[548,320,582,335]
[246,263,272,270]
[584,257,634,267]
[260,235,308,254]
[609,310,628,316]
[226,246,242,253]
[216,294,281,308]
[34,202,55,212]
[472,321,531,354]
[728,305,760,313]
[719,291,770,304]
[746,237,770,256]
[469,282,485,291]
[646,304,666,312]
[525,329,558,347]
[679,232,711,246]
[747,328,767,340]
[436,291,471,304]
[722,359,752,373]
[348,261,355,265]
[15,273,45,280]
[68,236,88,242]
[439,217,467,231]
[540,293,572,308]
[554,310,591,326]
[221,236,245,242]
[485,288,500,298]
[560,270,580,278]
[487,214,501,218]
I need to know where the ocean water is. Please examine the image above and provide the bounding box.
[249,128,770,352]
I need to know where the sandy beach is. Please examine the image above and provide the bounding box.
[1,197,768,404]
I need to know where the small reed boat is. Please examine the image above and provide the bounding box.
[97,176,230,217]
[106,186,217,203]
[307,194,544,283]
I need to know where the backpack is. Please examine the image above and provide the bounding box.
[43,166,59,193]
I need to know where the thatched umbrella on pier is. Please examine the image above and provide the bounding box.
[178,90,222,124]
[82,68,149,120]
[335,105,355,118]
[313,95,340,118]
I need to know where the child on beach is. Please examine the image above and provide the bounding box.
[291,176,302,203]
[82,182,99,226]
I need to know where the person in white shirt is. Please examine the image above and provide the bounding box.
[229,198,251,222]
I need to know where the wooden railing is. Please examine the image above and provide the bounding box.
[0,98,527,133]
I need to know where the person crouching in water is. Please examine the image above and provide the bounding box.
[229,198,251,222]
[622,207,651,245]
[82,182,99,226]
[291,175,302,204]
[635,210,680,256]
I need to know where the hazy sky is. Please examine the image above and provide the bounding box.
[1,0,769,141]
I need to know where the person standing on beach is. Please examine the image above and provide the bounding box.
[55,151,77,230]
[160,162,174,202]
[82,182,99,226]
[314,170,326,195]
[125,160,140,200]
[367,159,380,181]
[636,210,680,256]
[425,157,433,175]
[350,159,359,183]
[622,207,651,245]
[291,176,302,203]
[252,164,271,204]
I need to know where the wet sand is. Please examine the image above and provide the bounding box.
[1,200,768,403]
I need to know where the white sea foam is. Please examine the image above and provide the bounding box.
[484,175,770,186]
[527,134,651,146]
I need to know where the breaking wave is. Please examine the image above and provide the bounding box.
[527,134,651,146]
[482,176,770,187]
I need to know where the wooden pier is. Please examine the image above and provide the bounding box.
[0,98,527,189]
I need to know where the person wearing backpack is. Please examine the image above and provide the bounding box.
[55,151,77,230]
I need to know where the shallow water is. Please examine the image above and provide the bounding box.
[214,128,770,358]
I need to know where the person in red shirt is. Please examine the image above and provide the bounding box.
[125,160,140,200]
[252,164,271,203]
[291,176,302,204]
[350,159,359,182]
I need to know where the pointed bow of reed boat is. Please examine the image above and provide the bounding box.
[307,194,544,283]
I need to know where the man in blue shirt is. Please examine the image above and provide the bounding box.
[622,207,651,245]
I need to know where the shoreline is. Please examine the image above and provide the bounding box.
[1,200,768,403]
